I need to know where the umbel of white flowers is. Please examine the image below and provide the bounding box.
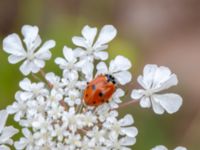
[1,25,186,150]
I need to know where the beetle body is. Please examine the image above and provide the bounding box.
[83,74,116,106]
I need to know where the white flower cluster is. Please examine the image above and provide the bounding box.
[1,25,185,150]
[3,25,137,150]
[0,110,18,150]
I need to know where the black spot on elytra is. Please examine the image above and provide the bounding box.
[92,84,96,90]
[99,92,103,97]
[112,80,116,84]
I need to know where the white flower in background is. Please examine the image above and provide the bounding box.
[96,55,132,85]
[2,25,55,75]
[0,109,18,150]
[131,64,183,114]
[151,145,187,150]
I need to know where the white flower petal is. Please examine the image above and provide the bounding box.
[6,103,19,114]
[21,25,38,40]
[19,60,32,75]
[174,146,187,150]
[55,57,67,68]
[94,25,117,48]
[33,59,45,68]
[76,59,89,70]
[63,46,76,63]
[137,75,149,89]
[8,55,26,64]
[19,78,31,91]
[140,96,151,108]
[22,128,31,138]
[113,88,125,98]
[142,64,157,89]
[119,137,136,146]
[119,114,134,126]
[152,66,172,89]
[82,62,94,81]
[20,60,40,75]
[153,93,183,114]
[155,74,178,92]
[64,70,78,81]
[0,126,18,141]
[0,145,10,150]
[113,71,132,85]
[31,35,42,51]
[0,110,8,133]
[109,55,132,73]
[131,89,145,100]
[121,127,138,138]
[73,48,86,58]
[72,36,87,48]
[21,25,39,49]
[94,51,108,60]
[35,40,55,60]
[3,33,26,56]
[82,25,97,46]
[14,138,28,150]
[151,97,165,115]
[29,61,40,73]
[96,62,108,75]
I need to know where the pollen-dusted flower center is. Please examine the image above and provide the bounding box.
[33,89,40,95]
[26,51,35,61]
[67,62,75,69]
[144,89,154,97]
[87,46,93,53]
[113,123,121,134]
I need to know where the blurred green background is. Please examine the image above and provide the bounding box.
[1,0,200,149]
